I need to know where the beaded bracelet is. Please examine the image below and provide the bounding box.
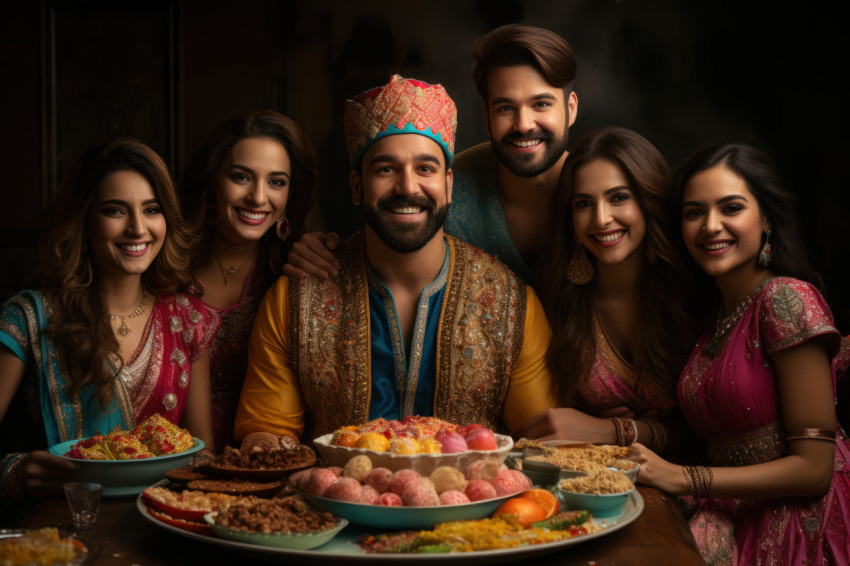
[610,417,637,446]
[785,428,836,443]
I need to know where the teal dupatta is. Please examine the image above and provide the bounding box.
[0,291,134,447]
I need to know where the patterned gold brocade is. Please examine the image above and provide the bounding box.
[707,422,787,466]
[290,232,525,440]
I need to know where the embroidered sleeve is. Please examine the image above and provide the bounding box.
[0,295,34,362]
[759,278,839,356]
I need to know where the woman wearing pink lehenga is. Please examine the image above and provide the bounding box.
[516,127,696,454]
[630,143,849,565]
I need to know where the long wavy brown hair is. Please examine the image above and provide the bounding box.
[35,137,192,408]
[535,126,696,408]
[179,110,317,287]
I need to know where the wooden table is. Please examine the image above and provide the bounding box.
[13,486,704,565]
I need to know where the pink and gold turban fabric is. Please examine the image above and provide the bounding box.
[343,74,458,168]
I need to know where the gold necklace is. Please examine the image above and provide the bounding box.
[212,249,255,285]
[109,292,147,337]
[706,278,772,357]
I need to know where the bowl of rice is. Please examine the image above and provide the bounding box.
[555,470,634,518]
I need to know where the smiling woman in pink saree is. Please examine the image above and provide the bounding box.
[629,143,849,565]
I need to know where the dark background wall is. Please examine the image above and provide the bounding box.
[2,0,848,336]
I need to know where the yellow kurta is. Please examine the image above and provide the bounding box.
[234,235,556,442]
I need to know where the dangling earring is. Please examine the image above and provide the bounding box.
[758,228,772,268]
[566,238,594,285]
[276,212,291,241]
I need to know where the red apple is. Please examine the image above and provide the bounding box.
[462,424,498,451]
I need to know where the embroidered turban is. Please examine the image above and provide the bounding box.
[343,74,458,168]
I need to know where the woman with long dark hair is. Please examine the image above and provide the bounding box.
[179,111,316,449]
[0,138,219,507]
[517,126,695,453]
[629,143,849,564]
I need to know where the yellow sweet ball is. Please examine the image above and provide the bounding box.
[419,437,442,454]
[355,432,390,452]
[389,436,421,455]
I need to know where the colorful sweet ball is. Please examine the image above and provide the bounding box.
[343,455,373,482]
[307,467,338,496]
[490,469,533,497]
[439,490,471,505]
[403,481,440,507]
[419,437,442,454]
[388,469,423,496]
[364,467,394,493]
[465,478,498,502]
[324,476,362,502]
[354,432,390,452]
[389,436,421,455]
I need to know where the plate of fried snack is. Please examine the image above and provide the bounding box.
[47,414,204,496]
[0,527,90,565]
[162,432,317,497]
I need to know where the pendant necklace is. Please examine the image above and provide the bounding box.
[110,291,147,337]
[212,248,256,286]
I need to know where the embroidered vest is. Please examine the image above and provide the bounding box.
[289,232,526,439]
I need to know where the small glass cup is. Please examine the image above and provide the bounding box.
[63,482,103,529]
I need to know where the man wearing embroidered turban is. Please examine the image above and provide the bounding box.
[283,25,577,285]
[235,75,557,441]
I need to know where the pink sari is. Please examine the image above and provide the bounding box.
[118,293,220,426]
[576,312,678,419]
[678,277,850,565]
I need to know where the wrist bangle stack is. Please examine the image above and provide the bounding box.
[610,417,637,446]
[682,465,713,499]
[785,428,836,443]
[639,419,668,453]
[0,453,28,504]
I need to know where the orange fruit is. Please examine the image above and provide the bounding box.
[491,497,546,528]
[519,488,559,519]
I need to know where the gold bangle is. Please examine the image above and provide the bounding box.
[639,419,667,452]
[785,428,836,443]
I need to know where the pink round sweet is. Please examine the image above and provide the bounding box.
[388,469,422,496]
[439,490,471,506]
[378,492,403,506]
[490,469,532,497]
[327,466,344,477]
[402,482,440,507]
[364,467,394,493]
[465,459,500,481]
[307,468,338,497]
[324,476,362,502]
[464,478,498,502]
[435,430,468,454]
[359,484,380,505]
[288,468,312,491]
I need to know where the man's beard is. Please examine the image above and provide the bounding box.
[362,194,449,253]
[490,125,569,178]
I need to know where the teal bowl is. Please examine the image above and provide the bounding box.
[48,437,204,497]
[205,513,348,549]
[555,484,633,518]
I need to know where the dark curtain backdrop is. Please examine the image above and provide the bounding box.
[1,0,847,333]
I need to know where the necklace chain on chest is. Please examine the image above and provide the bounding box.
[706,279,772,357]
[109,292,147,337]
